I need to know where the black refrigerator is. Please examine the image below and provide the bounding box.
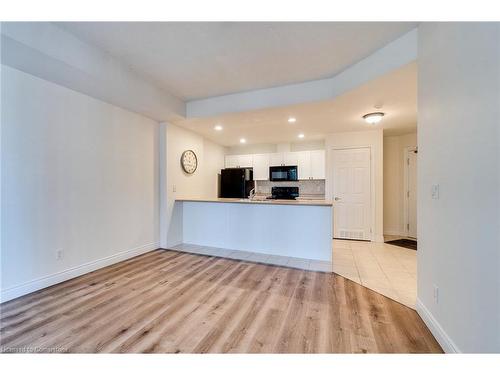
[220,168,255,198]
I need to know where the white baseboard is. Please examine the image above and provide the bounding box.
[0,242,159,303]
[373,234,385,243]
[416,298,461,353]
[383,230,405,237]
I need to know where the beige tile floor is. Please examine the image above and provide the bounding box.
[332,238,417,308]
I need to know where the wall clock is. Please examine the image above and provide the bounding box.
[181,150,198,174]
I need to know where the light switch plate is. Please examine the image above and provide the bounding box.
[431,184,439,199]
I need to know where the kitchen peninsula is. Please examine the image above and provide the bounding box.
[172,197,333,269]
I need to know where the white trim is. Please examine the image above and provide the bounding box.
[416,298,461,353]
[383,229,406,237]
[403,146,418,238]
[330,146,375,242]
[0,242,159,303]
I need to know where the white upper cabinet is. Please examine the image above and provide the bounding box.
[225,154,253,168]
[297,150,326,180]
[297,152,311,180]
[224,150,325,180]
[224,155,239,168]
[252,154,270,180]
[238,154,253,168]
[269,152,299,166]
[284,152,299,166]
[269,153,284,166]
[309,150,326,179]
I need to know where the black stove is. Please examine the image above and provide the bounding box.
[267,186,299,200]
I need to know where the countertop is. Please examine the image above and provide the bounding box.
[175,197,333,207]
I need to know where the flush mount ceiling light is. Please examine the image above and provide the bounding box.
[288,117,297,123]
[240,138,246,144]
[214,124,223,131]
[363,112,385,124]
[298,133,305,139]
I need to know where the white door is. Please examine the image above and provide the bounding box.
[252,154,269,180]
[407,149,417,238]
[332,148,371,240]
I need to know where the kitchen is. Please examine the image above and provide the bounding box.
[172,145,333,272]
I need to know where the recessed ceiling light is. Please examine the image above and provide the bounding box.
[288,117,297,123]
[214,124,223,131]
[298,133,305,139]
[363,112,385,124]
[240,138,246,144]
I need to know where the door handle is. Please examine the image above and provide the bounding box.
[334,197,341,201]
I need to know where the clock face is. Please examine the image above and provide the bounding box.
[181,150,198,174]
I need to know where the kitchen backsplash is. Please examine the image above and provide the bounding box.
[255,180,325,198]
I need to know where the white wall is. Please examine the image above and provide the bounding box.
[383,132,417,236]
[161,123,226,248]
[1,66,160,301]
[325,130,384,242]
[417,23,500,353]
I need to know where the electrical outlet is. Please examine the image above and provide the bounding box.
[56,249,63,260]
[431,184,440,199]
[433,284,439,304]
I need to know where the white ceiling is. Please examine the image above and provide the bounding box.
[56,22,417,100]
[173,62,417,146]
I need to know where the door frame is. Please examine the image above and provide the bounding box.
[403,146,418,238]
[330,146,374,241]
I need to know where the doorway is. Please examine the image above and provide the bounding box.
[405,147,417,239]
[331,147,372,241]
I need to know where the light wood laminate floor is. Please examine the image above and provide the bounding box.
[0,250,441,353]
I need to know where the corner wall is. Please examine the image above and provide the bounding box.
[1,66,160,302]
[417,22,500,352]
[160,123,226,248]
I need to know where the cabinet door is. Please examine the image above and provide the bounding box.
[225,155,239,168]
[310,150,326,179]
[284,152,299,166]
[252,154,270,180]
[297,151,311,180]
[269,153,284,166]
[238,154,253,168]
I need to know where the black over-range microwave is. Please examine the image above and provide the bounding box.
[269,165,298,181]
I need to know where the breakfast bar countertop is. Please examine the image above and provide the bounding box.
[175,197,333,207]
